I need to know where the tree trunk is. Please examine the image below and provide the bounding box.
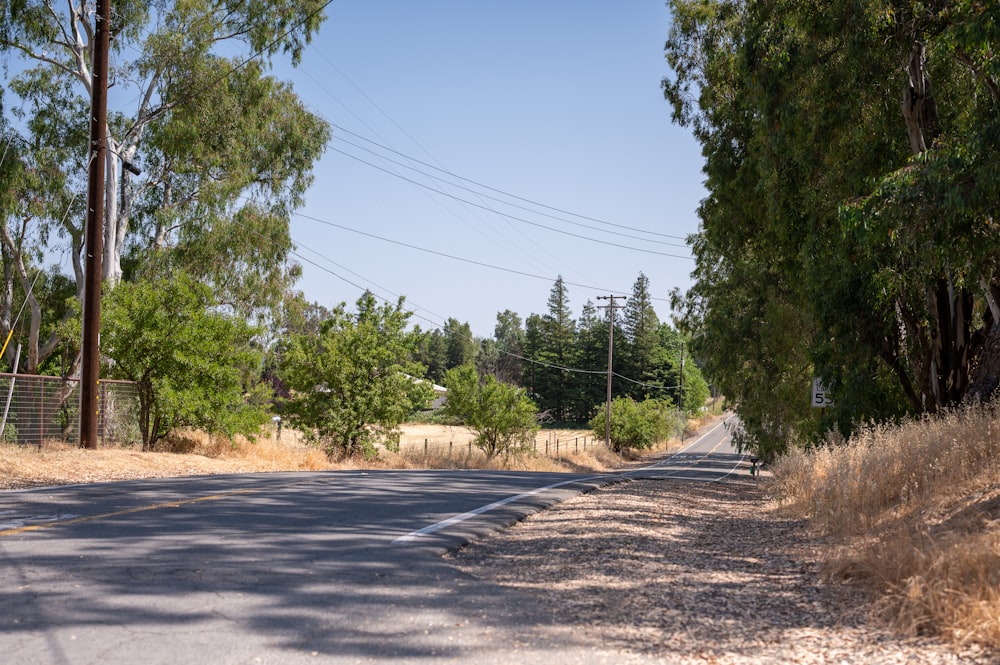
[901,41,938,154]
[968,278,1000,402]
[897,40,978,411]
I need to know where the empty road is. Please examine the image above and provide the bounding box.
[0,418,742,664]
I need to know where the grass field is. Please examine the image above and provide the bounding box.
[0,420,664,489]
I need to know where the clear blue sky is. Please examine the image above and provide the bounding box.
[273,1,705,337]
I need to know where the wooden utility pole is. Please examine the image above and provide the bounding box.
[80,0,111,449]
[597,294,626,458]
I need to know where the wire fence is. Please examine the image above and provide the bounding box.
[0,373,141,447]
[399,433,605,462]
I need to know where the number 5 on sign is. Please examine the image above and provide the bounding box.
[812,378,834,408]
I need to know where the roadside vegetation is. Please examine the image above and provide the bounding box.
[771,401,1000,652]
[665,1,1000,461]
[0,418,687,490]
[0,4,711,466]
[588,396,685,454]
[440,364,540,461]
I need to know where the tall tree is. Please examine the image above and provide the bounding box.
[664,0,1000,455]
[412,327,449,384]
[622,273,668,398]
[442,318,478,370]
[529,277,577,421]
[0,0,330,372]
[572,299,612,421]
[492,309,526,386]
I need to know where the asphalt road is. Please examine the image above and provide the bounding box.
[0,418,742,665]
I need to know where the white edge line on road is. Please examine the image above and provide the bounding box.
[392,474,611,545]
[632,415,733,474]
[393,415,737,545]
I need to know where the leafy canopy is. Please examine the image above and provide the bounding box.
[279,292,434,459]
[101,272,268,450]
[442,364,539,461]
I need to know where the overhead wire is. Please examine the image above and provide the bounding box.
[291,208,673,303]
[330,132,689,249]
[229,210,634,378]
[613,372,681,392]
[328,122,689,241]
[327,146,693,259]
[298,58,602,289]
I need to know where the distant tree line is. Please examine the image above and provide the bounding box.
[410,273,710,424]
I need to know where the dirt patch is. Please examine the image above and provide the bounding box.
[452,479,995,664]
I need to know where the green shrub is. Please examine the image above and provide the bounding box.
[589,397,682,453]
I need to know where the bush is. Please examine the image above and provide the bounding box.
[279,293,434,460]
[589,397,682,453]
[443,365,539,460]
[102,273,268,450]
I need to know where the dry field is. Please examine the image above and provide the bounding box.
[0,422,630,490]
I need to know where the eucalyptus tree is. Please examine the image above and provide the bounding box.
[833,2,1000,409]
[0,117,80,372]
[0,0,330,371]
[667,2,778,455]
[665,0,1000,456]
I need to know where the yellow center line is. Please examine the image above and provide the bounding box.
[0,487,264,538]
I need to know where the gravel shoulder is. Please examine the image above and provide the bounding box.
[450,476,997,664]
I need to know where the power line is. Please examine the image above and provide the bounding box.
[291,209,673,302]
[329,123,689,241]
[330,133,689,249]
[613,372,679,392]
[228,211,635,378]
[298,57,600,288]
[327,146,693,259]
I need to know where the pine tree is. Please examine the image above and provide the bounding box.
[572,300,611,421]
[622,273,668,398]
[528,277,577,421]
[493,309,526,386]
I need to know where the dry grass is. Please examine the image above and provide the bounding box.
[770,402,1000,651]
[0,423,633,489]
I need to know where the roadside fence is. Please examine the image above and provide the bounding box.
[403,433,604,462]
[0,373,140,447]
